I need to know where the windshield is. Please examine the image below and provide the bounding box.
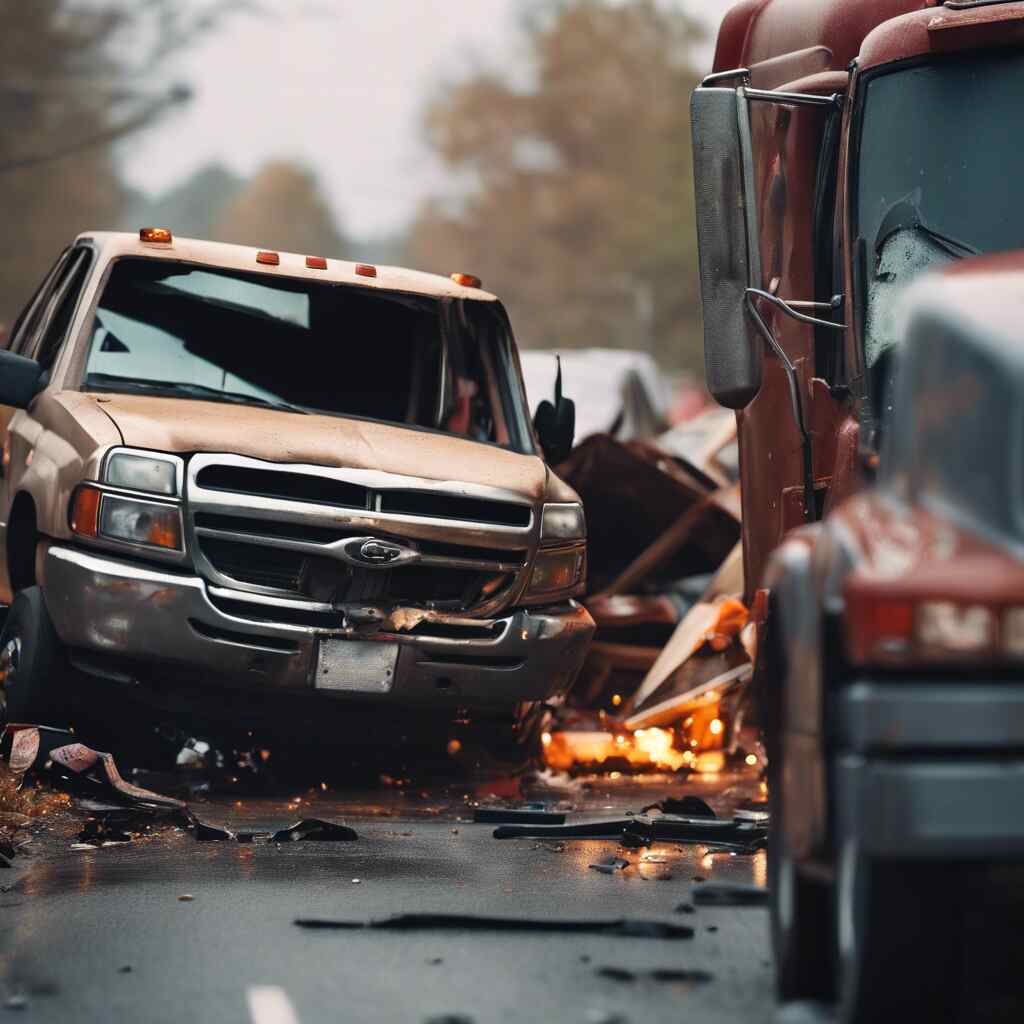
[83,257,533,452]
[856,52,1024,407]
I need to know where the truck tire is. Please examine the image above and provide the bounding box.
[0,586,70,727]
[769,741,834,1002]
[836,846,961,1023]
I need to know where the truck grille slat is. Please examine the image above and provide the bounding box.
[188,456,537,613]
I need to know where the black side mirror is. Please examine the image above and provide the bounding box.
[533,355,575,465]
[0,351,45,408]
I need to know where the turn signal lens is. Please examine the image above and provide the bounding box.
[451,272,482,289]
[524,544,585,601]
[70,485,101,538]
[139,227,172,244]
[98,495,182,551]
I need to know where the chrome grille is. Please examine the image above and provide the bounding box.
[186,454,536,613]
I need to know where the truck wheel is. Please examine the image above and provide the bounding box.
[769,756,834,1001]
[836,846,961,1023]
[0,586,70,727]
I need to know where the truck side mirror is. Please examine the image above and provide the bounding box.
[691,85,763,410]
[0,350,45,408]
[533,355,575,465]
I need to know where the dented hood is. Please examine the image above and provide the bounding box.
[92,394,549,500]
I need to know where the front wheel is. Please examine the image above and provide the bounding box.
[836,846,962,1023]
[0,586,71,727]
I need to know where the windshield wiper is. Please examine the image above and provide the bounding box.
[874,194,979,261]
[85,374,309,415]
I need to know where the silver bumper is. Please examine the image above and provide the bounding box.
[835,680,1024,859]
[40,544,595,706]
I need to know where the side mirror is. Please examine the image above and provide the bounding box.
[0,350,45,408]
[691,85,763,410]
[533,355,575,465]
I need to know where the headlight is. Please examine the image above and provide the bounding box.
[540,502,586,541]
[71,486,183,551]
[524,544,585,601]
[104,449,180,496]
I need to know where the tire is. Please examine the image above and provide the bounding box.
[763,616,834,1003]
[0,586,70,727]
[769,745,834,1002]
[835,845,962,1023]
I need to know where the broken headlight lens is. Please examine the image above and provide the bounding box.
[540,503,586,541]
[98,494,183,551]
[524,544,585,601]
[104,450,180,496]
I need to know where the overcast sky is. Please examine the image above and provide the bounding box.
[116,0,737,240]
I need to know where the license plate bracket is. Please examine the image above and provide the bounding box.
[316,639,399,693]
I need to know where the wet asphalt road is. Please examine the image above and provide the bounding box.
[0,769,775,1024]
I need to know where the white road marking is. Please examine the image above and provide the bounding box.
[247,986,301,1024]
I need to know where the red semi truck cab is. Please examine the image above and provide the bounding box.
[694,2,1024,1020]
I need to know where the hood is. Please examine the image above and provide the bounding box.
[89,393,549,501]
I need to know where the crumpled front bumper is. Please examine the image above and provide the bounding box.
[39,544,595,708]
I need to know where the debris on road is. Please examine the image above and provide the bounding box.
[269,819,358,843]
[589,855,631,874]
[471,807,566,825]
[294,912,694,939]
[639,795,716,818]
[691,881,769,907]
[492,813,766,852]
[595,966,714,985]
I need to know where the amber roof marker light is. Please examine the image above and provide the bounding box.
[451,272,482,289]
[306,256,328,270]
[354,264,377,278]
[139,227,172,244]
[256,251,280,266]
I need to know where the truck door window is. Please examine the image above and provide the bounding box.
[82,258,534,454]
[32,248,93,372]
[7,248,71,356]
[855,53,1024,417]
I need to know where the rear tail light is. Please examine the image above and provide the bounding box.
[844,584,1008,665]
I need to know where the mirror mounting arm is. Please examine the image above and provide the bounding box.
[747,288,846,331]
[744,291,819,524]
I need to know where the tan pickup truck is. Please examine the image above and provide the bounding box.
[0,230,594,759]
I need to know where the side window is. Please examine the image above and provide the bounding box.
[7,249,71,356]
[28,248,93,373]
[812,109,842,383]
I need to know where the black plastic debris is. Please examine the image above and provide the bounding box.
[674,903,696,914]
[597,966,713,985]
[649,968,713,984]
[235,831,273,844]
[619,828,652,850]
[269,819,358,843]
[691,881,769,907]
[493,814,766,852]
[640,795,716,818]
[590,856,631,874]
[472,808,566,825]
[596,967,636,982]
[190,818,235,842]
[294,913,694,940]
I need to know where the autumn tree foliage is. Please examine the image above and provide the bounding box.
[407,0,706,371]
[211,161,348,260]
[0,0,243,328]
